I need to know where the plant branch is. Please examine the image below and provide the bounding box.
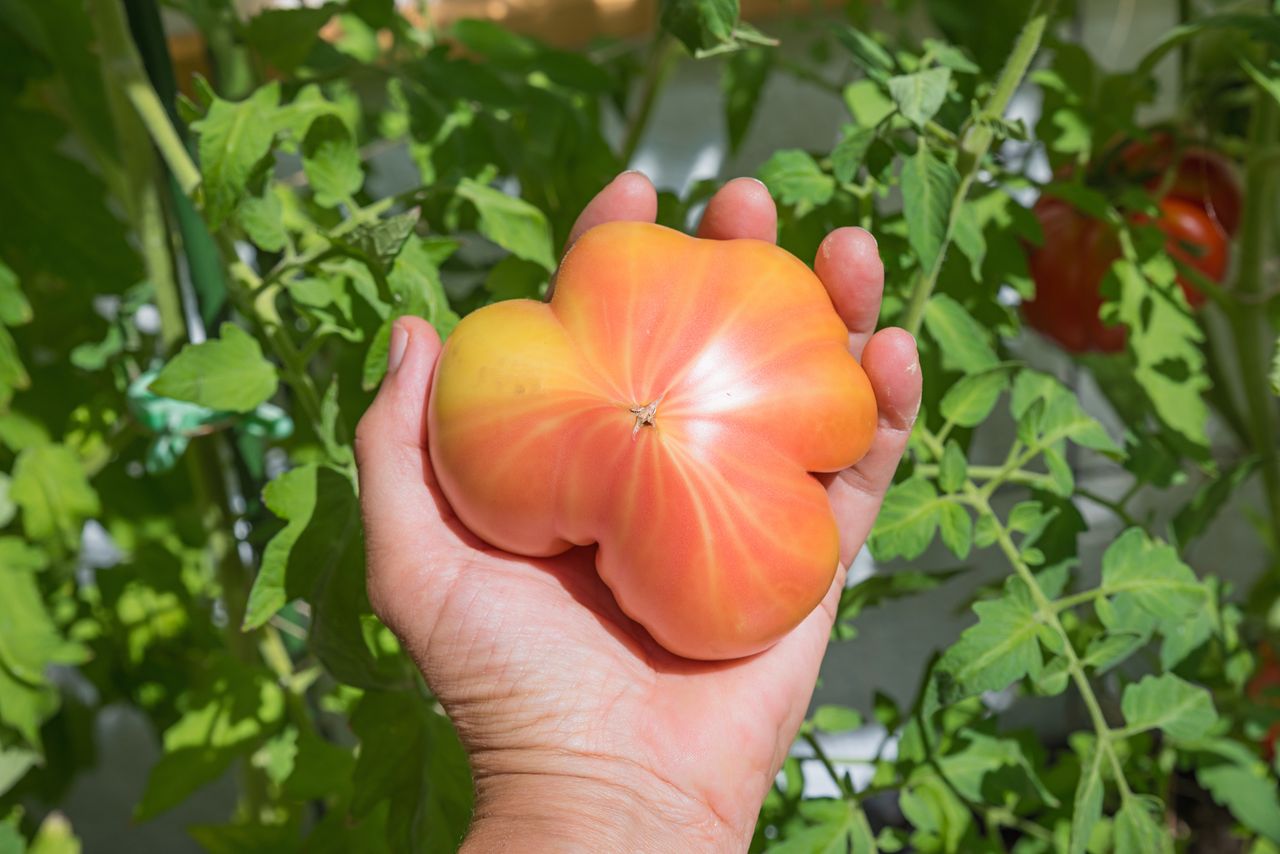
[900,0,1056,335]
[621,36,680,166]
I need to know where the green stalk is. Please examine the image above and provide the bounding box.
[1225,89,1280,537]
[88,0,184,349]
[620,36,680,167]
[900,0,1056,335]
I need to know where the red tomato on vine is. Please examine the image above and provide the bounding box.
[1023,134,1239,353]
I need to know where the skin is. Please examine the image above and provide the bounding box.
[354,173,922,852]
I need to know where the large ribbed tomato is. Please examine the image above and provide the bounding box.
[1023,195,1229,353]
[427,221,877,660]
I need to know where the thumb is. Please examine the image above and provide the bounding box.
[354,316,451,621]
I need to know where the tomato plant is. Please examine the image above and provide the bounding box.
[2,0,1280,850]
[429,222,876,659]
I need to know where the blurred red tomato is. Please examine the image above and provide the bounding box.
[1023,196,1228,353]
[1119,133,1242,236]
[1247,643,1280,760]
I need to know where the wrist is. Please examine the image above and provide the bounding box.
[461,754,752,853]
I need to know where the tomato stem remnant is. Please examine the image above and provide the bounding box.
[630,400,659,438]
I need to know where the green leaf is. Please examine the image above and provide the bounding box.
[28,811,79,854]
[136,658,285,820]
[0,260,30,327]
[757,150,834,215]
[1069,739,1105,854]
[1111,258,1209,448]
[192,84,282,228]
[843,80,896,128]
[151,324,278,414]
[1100,529,1207,632]
[1113,798,1168,854]
[831,125,876,184]
[1172,459,1258,547]
[0,561,86,685]
[242,5,334,73]
[335,208,421,275]
[812,705,863,733]
[351,691,472,852]
[1082,632,1146,674]
[1197,762,1280,842]
[1120,673,1217,740]
[236,183,287,253]
[868,477,944,560]
[768,799,874,853]
[951,201,987,281]
[938,502,971,559]
[457,178,556,271]
[244,465,319,629]
[938,440,967,493]
[388,237,459,337]
[937,579,1042,703]
[0,747,38,797]
[722,47,772,153]
[10,444,99,547]
[834,27,895,80]
[887,67,951,127]
[940,368,1009,428]
[937,731,1057,807]
[660,0,738,55]
[302,115,363,208]
[901,144,959,272]
[923,295,998,372]
[899,768,970,852]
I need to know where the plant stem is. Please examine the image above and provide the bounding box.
[88,0,185,350]
[802,733,855,799]
[1225,87,1280,538]
[900,0,1056,335]
[620,36,680,167]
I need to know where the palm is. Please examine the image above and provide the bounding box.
[355,173,921,840]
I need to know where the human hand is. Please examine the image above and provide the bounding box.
[354,172,922,852]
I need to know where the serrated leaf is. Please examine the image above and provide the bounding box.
[152,324,278,414]
[834,27,895,79]
[1083,632,1146,674]
[923,295,998,372]
[901,144,959,272]
[831,125,876,184]
[302,114,363,208]
[1111,258,1209,448]
[938,440,967,493]
[937,580,1042,703]
[951,202,987,280]
[868,477,944,560]
[1197,762,1280,842]
[10,443,99,547]
[1100,529,1207,631]
[1172,459,1258,547]
[1121,673,1217,740]
[940,369,1009,427]
[887,67,951,127]
[1114,798,1169,854]
[757,150,834,214]
[192,83,282,228]
[235,183,287,252]
[244,464,318,629]
[899,768,970,852]
[1069,740,1105,854]
[843,79,896,128]
[938,731,1057,807]
[938,502,971,559]
[335,208,421,275]
[0,557,87,685]
[457,178,555,271]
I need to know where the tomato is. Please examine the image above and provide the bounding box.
[1023,196,1229,353]
[1247,643,1280,760]
[1118,133,1242,236]
[427,221,878,660]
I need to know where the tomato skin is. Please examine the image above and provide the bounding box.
[1023,196,1228,354]
[1119,134,1242,236]
[427,221,878,660]
[1248,643,1280,760]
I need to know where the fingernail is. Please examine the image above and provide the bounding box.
[388,321,409,375]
